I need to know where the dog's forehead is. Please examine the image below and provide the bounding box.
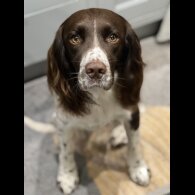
[63,8,126,31]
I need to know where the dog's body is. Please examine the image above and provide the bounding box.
[47,8,151,194]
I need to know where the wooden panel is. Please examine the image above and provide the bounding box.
[73,106,170,195]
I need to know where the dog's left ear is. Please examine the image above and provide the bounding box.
[115,22,145,108]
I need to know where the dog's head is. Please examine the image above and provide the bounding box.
[47,8,145,115]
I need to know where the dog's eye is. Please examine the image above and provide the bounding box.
[70,34,81,45]
[106,33,119,43]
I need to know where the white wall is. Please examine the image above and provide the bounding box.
[24,0,169,71]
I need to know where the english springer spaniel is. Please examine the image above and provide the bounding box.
[47,8,151,194]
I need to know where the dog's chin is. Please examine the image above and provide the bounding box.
[79,80,113,91]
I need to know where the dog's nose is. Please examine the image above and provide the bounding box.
[85,62,106,79]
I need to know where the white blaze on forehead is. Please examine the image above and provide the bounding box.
[80,47,110,69]
[94,19,98,46]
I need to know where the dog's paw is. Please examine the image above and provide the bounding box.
[109,124,128,147]
[129,163,151,186]
[57,171,79,194]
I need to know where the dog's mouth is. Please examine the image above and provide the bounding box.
[78,74,113,91]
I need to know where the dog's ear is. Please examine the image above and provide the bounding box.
[47,25,70,98]
[47,25,93,115]
[115,22,145,108]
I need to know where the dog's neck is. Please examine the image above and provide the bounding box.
[88,86,113,102]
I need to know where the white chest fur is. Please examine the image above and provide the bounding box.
[55,88,131,131]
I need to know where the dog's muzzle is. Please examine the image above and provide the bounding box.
[78,47,113,90]
[78,60,113,90]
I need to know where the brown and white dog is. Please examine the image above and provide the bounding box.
[47,8,151,194]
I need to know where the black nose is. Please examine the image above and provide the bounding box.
[85,62,106,79]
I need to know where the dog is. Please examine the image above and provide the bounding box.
[47,8,151,194]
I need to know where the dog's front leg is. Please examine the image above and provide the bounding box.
[124,106,151,186]
[57,128,79,194]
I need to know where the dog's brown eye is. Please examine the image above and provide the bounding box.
[106,33,119,43]
[70,35,81,45]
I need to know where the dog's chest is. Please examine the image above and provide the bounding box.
[57,88,129,131]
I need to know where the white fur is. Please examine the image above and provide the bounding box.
[54,88,133,194]
[78,47,112,90]
[57,132,79,194]
[80,47,110,70]
[57,171,78,194]
[110,124,128,146]
[124,125,150,186]
[129,163,151,186]
[55,87,130,131]
[93,19,98,46]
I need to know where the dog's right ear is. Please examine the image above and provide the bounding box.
[47,25,76,113]
[48,25,65,90]
[47,25,69,91]
[47,25,94,116]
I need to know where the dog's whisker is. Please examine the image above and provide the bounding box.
[76,84,82,94]
[68,73,79,75]
[108,59,120,62]
[115,82,127,88]
[67,77,78,81]
[70,60,81,63]
[72,83,80,93]
[110,76,127,81]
